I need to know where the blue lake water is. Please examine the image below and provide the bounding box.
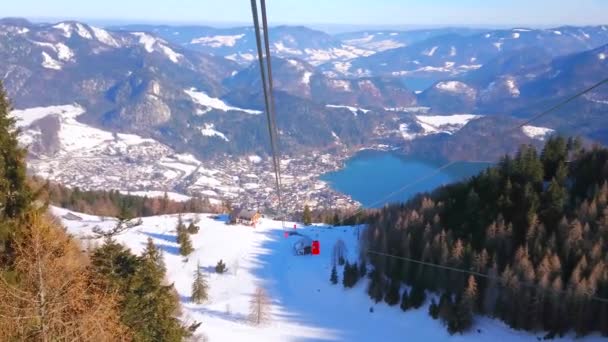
[321,150,491,208]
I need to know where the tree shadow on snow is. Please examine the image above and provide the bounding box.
[181,298,249,323]
[153,243,180,256]
[249,228,353,342]
[143,231,177,244]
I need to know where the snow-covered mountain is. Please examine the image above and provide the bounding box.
[418,43,608,143]
[55,207,605,341]
[223,56,417,108]
[113,24,374,66]
[335,26,608,82]
[336,28,484,52]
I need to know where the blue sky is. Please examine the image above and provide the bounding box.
[2,0,608,28]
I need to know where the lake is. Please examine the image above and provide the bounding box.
[320,150,491,208]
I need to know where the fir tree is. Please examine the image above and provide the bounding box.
[409,284,427,309]
[429,298,440,319]
[179,231,194,256]
[191,261,209,304]
[142,237,166,274]
[384,278,401,306]
[359,261,368,278]
[0,83,31,261]
[400,288,410,311]
[303,205,312,226]
[187,221,200,234]
[215,259,227,274]
[342,261,351,288]
[330,265,338,285]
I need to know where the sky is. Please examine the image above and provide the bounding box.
[2,0,608,28]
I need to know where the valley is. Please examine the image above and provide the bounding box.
[2,17,608,214]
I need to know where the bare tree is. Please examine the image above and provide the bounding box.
[248,287,271,326]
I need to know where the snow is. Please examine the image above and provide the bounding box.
[599,53,606,60]
[301,71,313,85]
[274,41,303,55]
[11,105,76,128]
[522,125,555,141]
[553,30,563,35]
[423,46,439,57]
[435,81,474,95]
[248,155,263,164]
[90,26,119,47]
[12,104,156,153]
[131,32,157,52]
[333,62,352,74]
[32,41,74,61]
[329,79,351,91]
[201,123,230,142]
[75,23,92,39]
[512,32,521,39]
[416,114,481,129]
[505,78,521,97]
[326,104,370,117]
[185,88,262,115]
[53,207,602,342]
[190,34,245,47]
[449,46,457,57]
[131,32,182,63]
[41,51,62,70]
[55,43,74,61]
[158,44,183,63]
[493,42,503,50]
[52,23,73,38]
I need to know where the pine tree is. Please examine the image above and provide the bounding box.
[400,288,410,311]
[384,278,401,306]
[303,205,312,226]
[0,83,31,262]
[342,261,351,288]
[429,298,440,319]
[367,268,385,303]
[330,265,338,285]
[122,255,187,341]
[215,259,227,274]
[179,230,194,256]
[142,237,166,274]
[409,284,427,309]
[359,261,368,278]
[187,221,200,234]
[191,261,209,304]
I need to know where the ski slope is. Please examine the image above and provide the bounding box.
[54,207,604,342]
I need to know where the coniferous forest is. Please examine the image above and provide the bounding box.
[363,137,608,337]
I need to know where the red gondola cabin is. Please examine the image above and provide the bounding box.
[311,240,320,255]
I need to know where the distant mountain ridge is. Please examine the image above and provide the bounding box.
[2,17,608,164]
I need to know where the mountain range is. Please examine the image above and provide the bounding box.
[2,17,608,165]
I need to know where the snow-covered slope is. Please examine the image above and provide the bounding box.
[400,114,483,141]
[55,207,603,342]
[185,88,262,115]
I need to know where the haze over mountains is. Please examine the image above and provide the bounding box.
[1,17,608,200]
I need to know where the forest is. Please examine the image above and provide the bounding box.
[362,136,608,337]
[30,177,223,218]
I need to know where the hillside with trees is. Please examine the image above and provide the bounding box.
[363,136,608,337]
[0,84,196,340]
